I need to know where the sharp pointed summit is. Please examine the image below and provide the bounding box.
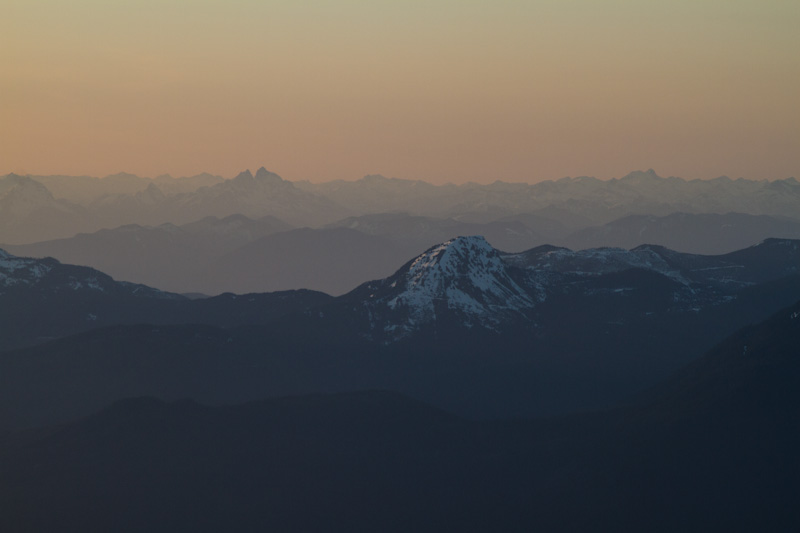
[254,167,284,184]
[232,169,255,183]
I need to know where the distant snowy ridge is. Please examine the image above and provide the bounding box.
[345,237,800,340]
[507,246,691,285]
[0,248,178,298]
[351,236,536,338]
[0,248,56,287]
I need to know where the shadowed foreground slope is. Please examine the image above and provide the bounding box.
[1,301,799,532]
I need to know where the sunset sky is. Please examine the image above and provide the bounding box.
[2,0,798,183]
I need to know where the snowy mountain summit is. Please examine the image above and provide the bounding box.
[354,236,534,337]
[345,236,800,341]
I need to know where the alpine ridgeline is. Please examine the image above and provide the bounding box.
[341,237,800,341]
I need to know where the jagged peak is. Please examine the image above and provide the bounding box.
[232,169,254,182]
[254,167,284,183]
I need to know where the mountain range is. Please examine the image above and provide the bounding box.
[3,168,799,246]
[2,195,800,531]
[560,211,800,254]
[1,237,799,427]
[5,210,800,296]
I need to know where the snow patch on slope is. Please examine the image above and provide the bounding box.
[385,236,534,330]
[0,249,55,286]
[509,246,691,285]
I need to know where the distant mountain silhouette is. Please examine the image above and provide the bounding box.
[208,227,424,296]
[5,214,551,295]
[5,214,293,294]
[0,174,91,243]
[326,212,548,252]
[560,212,800,254]
[164,167,350,226]
[297,169,800,223]
[4,169,800,245]
[32,172,224,204]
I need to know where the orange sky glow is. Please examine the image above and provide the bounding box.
[2,1,798,183]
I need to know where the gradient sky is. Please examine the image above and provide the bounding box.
[2,0,798,183]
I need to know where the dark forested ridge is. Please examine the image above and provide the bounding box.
[1,239,799,428]
[1,299,798,531]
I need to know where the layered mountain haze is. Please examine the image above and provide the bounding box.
[80,167,349,230]
[2,167,800,506]
[326,213,547,252]
[30,172,224,205]
[167,167,350,227]
[208,227,420,296]
[5,215,294,295]
[561,212,800,254]
[0,167,347,243]
[3,168,800,249]
[299,169,800,222]
[4,214,549,295]
[0,174,90,243]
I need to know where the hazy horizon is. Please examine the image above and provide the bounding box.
[3,1,798,184]
[4,167,798,186]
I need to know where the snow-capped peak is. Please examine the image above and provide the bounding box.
[365,236,534,335]
[399,236,510,297]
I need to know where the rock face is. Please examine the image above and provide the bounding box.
[345,237,800,337]
[352,236,535,337]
